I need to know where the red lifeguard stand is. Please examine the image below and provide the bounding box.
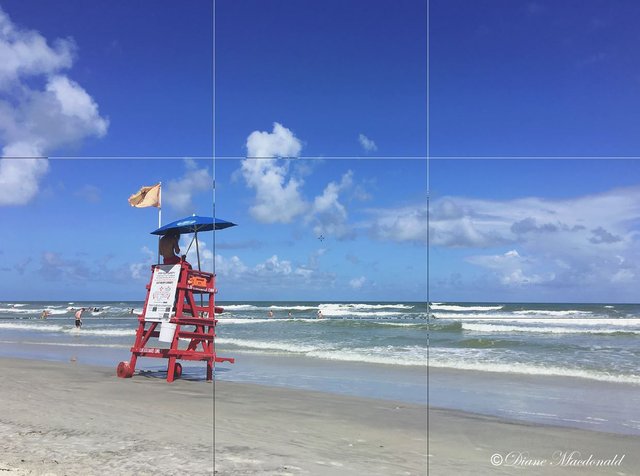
[117,260,234,382]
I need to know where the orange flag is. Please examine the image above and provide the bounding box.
[128,183,161,208]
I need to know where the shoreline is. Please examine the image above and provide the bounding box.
[1,357,640,475]
[428,366,640,436]
[3,346,639,436]
[428,405,640,475]
[0,357,426,475]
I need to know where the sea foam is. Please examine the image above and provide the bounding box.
[429,358,640,385]
[216,338,427,366]
[430,304,503,311]
[462,323,640,335]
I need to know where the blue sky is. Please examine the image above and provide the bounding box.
[0,1,427,301]
[430,0,640,157]
[216,0,427,158]
[429,1,640,303]
[0,0,214,157]
[6,1,637,304]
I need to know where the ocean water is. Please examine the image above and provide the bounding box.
[3,300,640,385]
[429,301,640,435]
[3,300,639,433]
[0,300,428,404]
[430,302,640,385]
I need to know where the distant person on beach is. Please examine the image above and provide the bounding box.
[288,311,292,318]
[268,311,274,318]
[159,232,181,264]
[74,308,84,328]
[317,310,323,319]
[41,310,49,319]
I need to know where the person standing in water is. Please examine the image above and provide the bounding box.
[74,308,84,328]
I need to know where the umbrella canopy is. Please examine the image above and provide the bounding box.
[151,215,236,235]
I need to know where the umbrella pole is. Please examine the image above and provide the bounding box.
[186,236,196,255]
[195,231,201,271]
[157,197,162,264]
[195,231,204,315]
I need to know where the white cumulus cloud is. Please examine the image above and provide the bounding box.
[432,185,640,292]
[242,122,307,223]
[246,122,302,159]
[129,246,155,280]
[215,252,335,289]
[183,237,214,272]
[0,157,48,205]
[467,249,553,286]
[367,204,427,243]
[358,133,377,152]
[0,8,74,86]
[310,170,354,239]
[0,6,108,206]
[349,276,366,289]
[241,124,371,237]
[164,158,213,213]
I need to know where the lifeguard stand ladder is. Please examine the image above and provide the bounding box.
[116,261,234,382]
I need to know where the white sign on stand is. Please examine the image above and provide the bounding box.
[144,264,181,322]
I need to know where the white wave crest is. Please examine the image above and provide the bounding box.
[216,338,427,366]
[0,322,64,332]
[512,310,593,316]
[317,308,406,317]
[267,305,318,311]
[44,309,68,315]
[0,340,129,349]
[376,321,428,327]
[216,338,325,353]
[319,303,414,311]
[308,346,427,366]
[438,316,640,326]
[0,307,33,314]
[63,328,136,336]
[216,318,319,324]
[221,305,261,311]
[430,304,503,311]
[428,358,640,385]
[462,323,640,334]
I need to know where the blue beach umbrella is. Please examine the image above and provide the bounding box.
[150,215,236,235]
[150,215,237,270]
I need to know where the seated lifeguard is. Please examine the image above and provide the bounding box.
[159,231,181,264]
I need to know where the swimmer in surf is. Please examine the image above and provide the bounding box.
[74,308,84,328]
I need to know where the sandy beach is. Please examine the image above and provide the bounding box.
[429,407,640,475]
[0,358,214,475]
[0,358,426,475]
[2,358,639,475]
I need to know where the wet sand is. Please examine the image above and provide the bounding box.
[0,358,426,475]
[1,357,637,475]
[429,406,640,475]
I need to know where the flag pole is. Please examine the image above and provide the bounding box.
[157,182,162,264]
